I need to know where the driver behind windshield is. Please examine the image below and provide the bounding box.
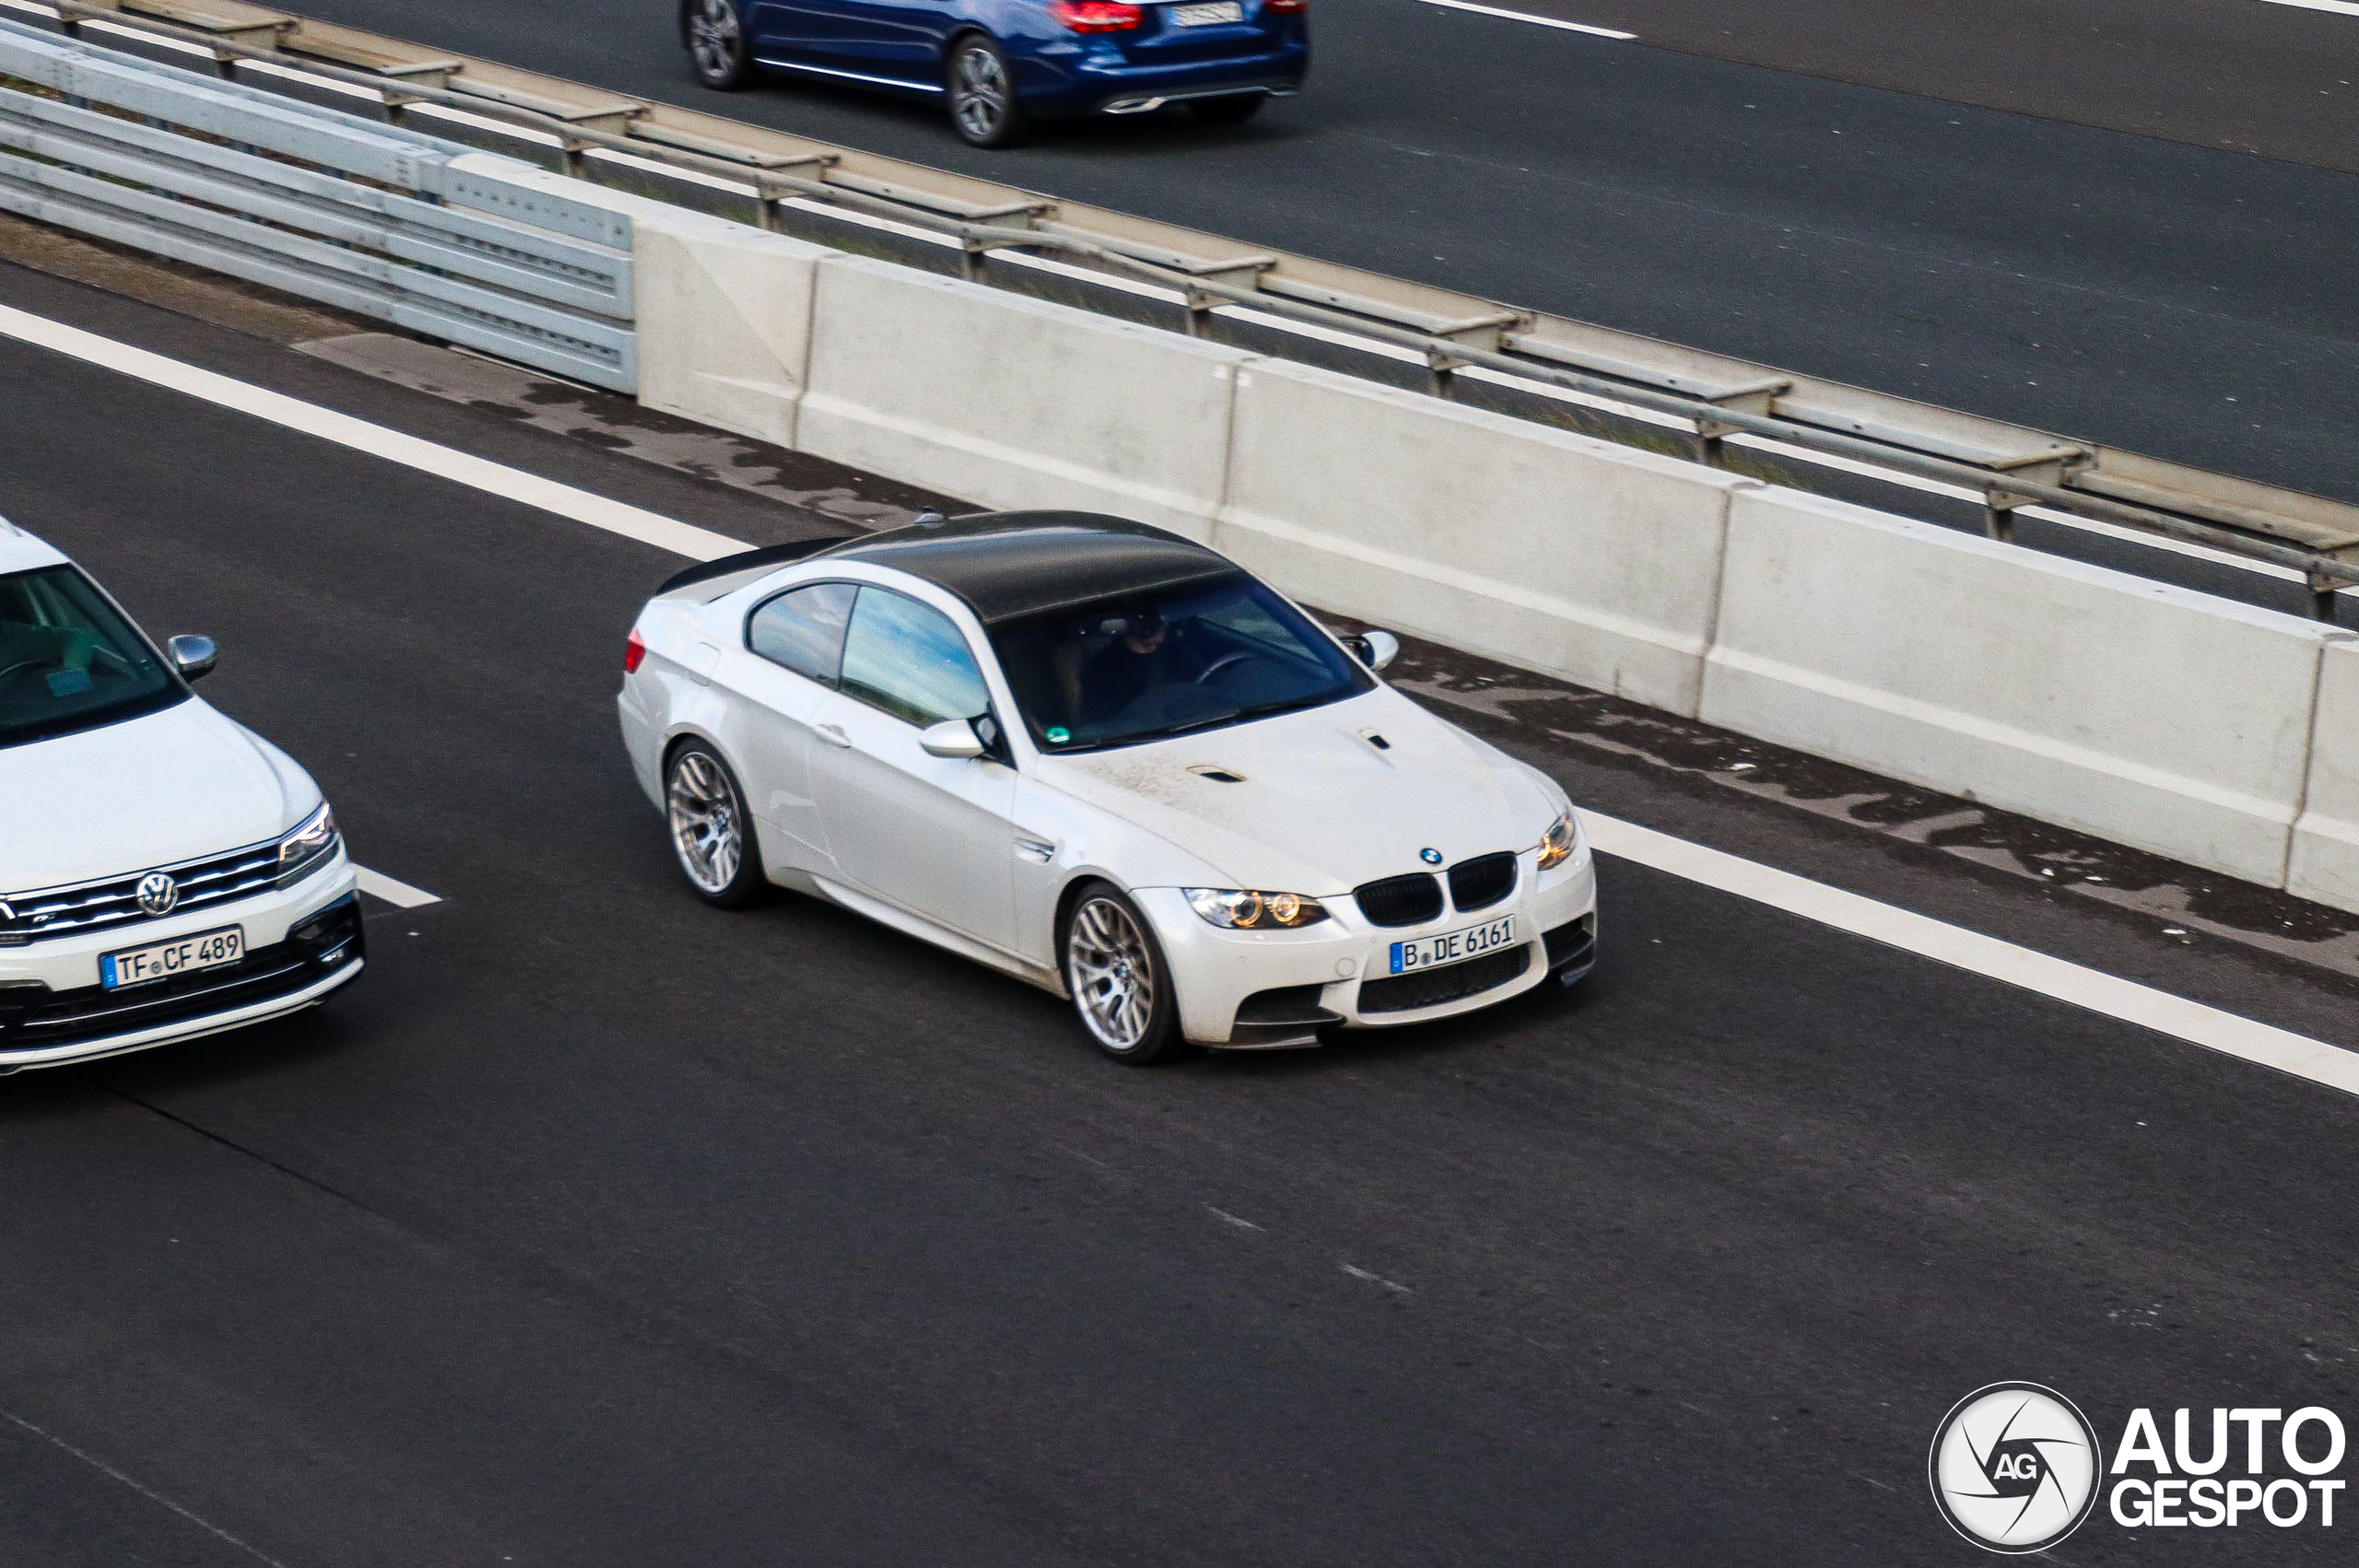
[1076,609,1202,726]
[993,574,1371,753]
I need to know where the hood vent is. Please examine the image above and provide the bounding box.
[1360,730,1391,751]
[1187,765,1247,784]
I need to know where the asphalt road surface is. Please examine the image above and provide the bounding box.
[258,0,2359,509]
[5,263,2359,1565]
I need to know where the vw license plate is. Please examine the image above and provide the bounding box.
[101,925,243,989]
[1172,1,1244,24]
[1390,915,1516,975]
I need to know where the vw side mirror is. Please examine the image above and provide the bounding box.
[168,634,218,683]
[919,719,987,759]
[1344,628,1400,673]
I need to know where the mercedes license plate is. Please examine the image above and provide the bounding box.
[1389,914,1516,975]
[101,925,243,989]
[1172,2,1244,24]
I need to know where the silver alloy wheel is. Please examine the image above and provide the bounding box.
[951,43,1009,141]
[1067,895,1156,1052]
[688,0,741,79]
[668,750,744,894]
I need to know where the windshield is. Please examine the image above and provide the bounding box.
[0,565,182,750]
[988,572,1372,754]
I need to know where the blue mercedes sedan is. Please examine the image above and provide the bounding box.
[681,0,1308,146]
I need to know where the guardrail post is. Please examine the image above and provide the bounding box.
[1692,381,1784,470]
[372,61,457,127]
[1984,494,2019,544]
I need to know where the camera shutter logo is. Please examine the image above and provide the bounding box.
[1929,1384,2103,1553]
[135,872,180,918]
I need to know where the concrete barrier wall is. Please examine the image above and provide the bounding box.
[441,158,2359,918]
[1216,358,1753,716]
[2291,638,2359,911]
[796,255,1250,542]
[1700,487,2337,885]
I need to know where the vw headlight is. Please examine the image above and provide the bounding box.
[1184,888,1330,930]
[276,802,339,883]
[1536,813,1580,872]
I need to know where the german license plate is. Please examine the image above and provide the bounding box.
[1172,1,1244,24]
[101,925,243,989]
[1389,914,1516,975]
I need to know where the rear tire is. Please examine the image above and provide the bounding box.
[665,741,768,908]
[685,0,755,89]
[1062,883,1183,1063]
[1188,95,1263,126]
[947,35,1027,147]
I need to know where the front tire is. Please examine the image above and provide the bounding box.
[947,35,1026,147]
[1062,883,1183,1063]
[685,0,755,90]
[665,741,767,907]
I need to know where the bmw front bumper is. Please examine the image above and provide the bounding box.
[0,853,363,1073]
[1136,844,1598,1047]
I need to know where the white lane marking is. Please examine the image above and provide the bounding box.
[1341,1263,1413,1293]
[355,867,441,908]
[2259,0,2359,18]
[0,1406,297,1568]
[1580,811,2359,1097]
[0,305,745,564]
[5,303,2353,1098]
[1207,1205,1264,1231]
[1411,0,1637,40]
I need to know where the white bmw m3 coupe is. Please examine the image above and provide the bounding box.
[617,512,1596,1061]
[0,521,362,1073]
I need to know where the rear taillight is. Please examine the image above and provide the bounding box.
[1265,0,1307,11]
[625,628,647,674]
[1050,0,1145,30]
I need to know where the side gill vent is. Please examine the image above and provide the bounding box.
[1361,731,1391,751]
[1187,765,1247,783]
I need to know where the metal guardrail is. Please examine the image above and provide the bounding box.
[13,0,2359,612]
[0,14,637,388]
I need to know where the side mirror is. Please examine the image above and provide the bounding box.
[168,634,217,683]
[919,718,987,759]
[1344,628,1400,673]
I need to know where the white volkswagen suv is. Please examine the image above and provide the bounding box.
[0,520,362,1074]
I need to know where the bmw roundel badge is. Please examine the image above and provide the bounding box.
[1420,848,1444,865]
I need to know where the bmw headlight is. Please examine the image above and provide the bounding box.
[1536,812,1580,872]
[1184,888,1330,930]
[276,802,339,883]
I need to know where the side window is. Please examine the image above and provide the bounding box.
[747,581,856,685]
[839,587,990,728]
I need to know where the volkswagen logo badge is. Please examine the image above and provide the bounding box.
[1420,848,1444,865]
[135,872,181,917]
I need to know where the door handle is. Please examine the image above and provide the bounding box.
[816,723,852,749]
[1014,833,1057,863]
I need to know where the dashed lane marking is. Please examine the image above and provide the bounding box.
[1341,1263,1413,1293]
[5,302,2355,1100]
[1410,0,1636,40]
[355,868,441,909]
[2259,0,2359,18]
